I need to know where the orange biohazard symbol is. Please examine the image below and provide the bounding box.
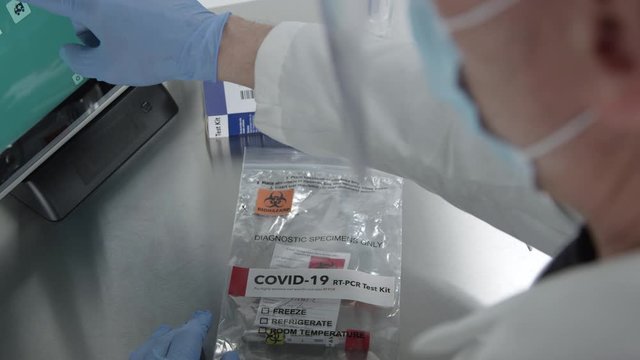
[255,188,294,216]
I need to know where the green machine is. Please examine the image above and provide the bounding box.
[0,1,179,220]
[0,0,86,150]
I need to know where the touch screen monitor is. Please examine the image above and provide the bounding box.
[0,0,86,150]
[0,1,125,199]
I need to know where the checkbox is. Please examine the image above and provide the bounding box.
[259,318,268,325]
[258,327,267,334]
[261,307,270,315]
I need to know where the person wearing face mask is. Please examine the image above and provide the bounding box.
[407,0,640,358]
[25,0,640,358]
[23,0,581,256]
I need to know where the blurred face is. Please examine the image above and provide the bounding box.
[436,0,598,147]
[416,0,640,225]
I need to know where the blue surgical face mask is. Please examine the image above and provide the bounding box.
[410,0,595,186]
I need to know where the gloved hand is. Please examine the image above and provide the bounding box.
[410,253,640,360]
[25,0,230,85]
[130,310,213,360]
[220,351,239,360]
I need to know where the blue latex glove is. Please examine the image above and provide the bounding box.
[130,310,213,360]
[221,351,239,360]
[25,0,230,85]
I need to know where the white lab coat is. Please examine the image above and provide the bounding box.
[250,22,640,360]
[253,22,580,256]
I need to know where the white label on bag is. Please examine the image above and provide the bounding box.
[268,244,351,270]
[229,267,396,307]
[253,245,351,331]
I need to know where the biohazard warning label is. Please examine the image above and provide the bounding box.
[255,188,294,216]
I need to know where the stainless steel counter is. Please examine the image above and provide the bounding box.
[0,1,550,359]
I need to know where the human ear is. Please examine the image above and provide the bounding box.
[592,0,640,130]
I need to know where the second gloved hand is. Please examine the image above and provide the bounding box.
[130,310,213,360]
[26,0,230,86]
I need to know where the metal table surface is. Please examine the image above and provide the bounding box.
[0,2,550,359]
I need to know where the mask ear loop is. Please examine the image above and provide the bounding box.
[446,0,521,32]
[522,111,596,160]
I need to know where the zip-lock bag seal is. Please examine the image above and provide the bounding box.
[214,148,403,360]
